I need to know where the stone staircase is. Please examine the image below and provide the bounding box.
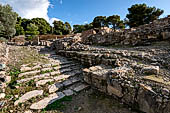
[12,53,89,112]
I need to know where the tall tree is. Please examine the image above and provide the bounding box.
[25,23,39,39]
[0,4,18,39]
[126,4,164,28]
[53,21,72,35]
[31,18,51,35]
[106,15,125,31]
[92,16,107,28]
[53,20,64,35]
[15,17,25,36]
[73,25,85,33]
[63,22,72,35]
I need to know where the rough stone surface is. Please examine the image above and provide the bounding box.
[48,83,63,93]
[14,90,43,106]
[63,89,74,96]
[30,92,65,110]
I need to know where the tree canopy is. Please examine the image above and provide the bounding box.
[25,23,39,39]
[92,16,107,28]
[53,20,72,35]
[0,4,18,39]
[106,15,125,31]
[126,4,164,28]
[31,18,51,35]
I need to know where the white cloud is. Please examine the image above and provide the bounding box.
[84,21,88,24]
[0,0,53,22]
[49,18,61,26]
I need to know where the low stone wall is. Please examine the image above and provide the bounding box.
[81,16,170,46]
[83,65,170,113]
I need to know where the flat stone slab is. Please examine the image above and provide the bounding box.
[41,67,53,72]
[19,70,41,77]
[14,90,43,106]
[63,89,74,96]
[0,93,5,99]
[17,73,51,83]
[48,83,63,93]
[20,67,32,72]
[73,84,90,92]
[62,80,73,86]
[50,71,60,76]
[42,64,52,68]
[53,74,71,81]
[36,79,54,87]
[30,92,65,110]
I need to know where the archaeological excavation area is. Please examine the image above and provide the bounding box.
[1,16,170,113]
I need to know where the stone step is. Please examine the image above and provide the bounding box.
[30,92,65,110]
[17,73,51,84]
[19,70,41,77]
[30,83,88,110]
[14,90,43,106]
[19,63,79,79]
[20,61,75,73]
[17,69,81,84]
[48,76,81,93]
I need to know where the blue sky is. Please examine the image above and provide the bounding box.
[48,0,170,25]
[1,0,170,26]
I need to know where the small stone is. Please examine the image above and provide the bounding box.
[48,83,63,93]
[63,89,74,96]
[73,84,89,92]
[141,66,159,75]
[0,93,5,99]
[10,110,13,113]
[24,110,32,113]
[0,101,5,107]
[14,95,19,98]
[0,64,6,70]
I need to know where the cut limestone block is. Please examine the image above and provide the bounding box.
[30,92,65,110]
[14,90,43,106]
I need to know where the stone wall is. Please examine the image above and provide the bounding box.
[83,65,170,113]
[51,16,170,113]
[81,16,170,46]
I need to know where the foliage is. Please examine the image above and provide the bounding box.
[126,3,164,28]
[73,23,93,33]
[43,96,72,111]
[31,18,51,35]
[15,17,25,36]
[25,23,39,39]
[92,16,107,28]
[73,24,86,33]
[106,15,125,31]
[53,20,72,35]
[0,4,18,39]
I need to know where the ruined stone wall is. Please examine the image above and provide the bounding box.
[83,65,170,113]
[81,16,170,46]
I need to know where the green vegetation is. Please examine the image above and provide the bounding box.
[43,96,72,111]
[0,4,18,39]
[25,23,39,39]
[53,20,72,35]
[0,3,164,39]
[126,3,164,28]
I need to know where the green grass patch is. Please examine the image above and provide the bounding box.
[43,96,72,111]
[40,70,53,74]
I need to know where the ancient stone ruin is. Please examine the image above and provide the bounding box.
[51,15,170,113]
[1,16,170,113]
